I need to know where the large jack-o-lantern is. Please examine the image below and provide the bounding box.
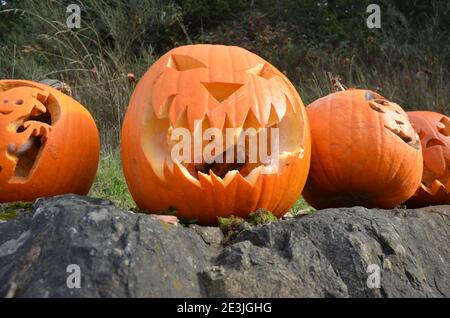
[0,80,100,202]
[405,111,450,207]
[303,89,423,209]
[121,44,311,224]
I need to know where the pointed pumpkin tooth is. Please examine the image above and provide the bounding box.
[209,169,225,187]
[173,161,201,188]
[170,105,188,128]
[157,94,175,119]
[222,170,239,187]
[197,170,213,186]
[245,165,262,185]
[267,103,280,127]
[284,94,297,116]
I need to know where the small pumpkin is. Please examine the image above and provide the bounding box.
[405,111,450,207]
[121,44,311,225]
[0,79,100,202]
[303,88,423,209]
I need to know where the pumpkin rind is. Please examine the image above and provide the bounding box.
[303,89,423,209]
[405,111,450,207]
[121,44,311,225]
[0,79,100,202]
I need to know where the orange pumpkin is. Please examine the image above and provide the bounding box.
[121,44,311,224]
[303,89,423,209]
[405,111,450,207]
[0,80,100,202]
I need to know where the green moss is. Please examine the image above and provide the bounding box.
[246,208,277,226]
[0,201,33,221]
[217,215,245,231]
[0,210,18,221]
[217,215,245,243]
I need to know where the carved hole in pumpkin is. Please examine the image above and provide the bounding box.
[201,82,243,103]
[167,54,206,71]
[417,129,426,140]
[246,63,276,80]
[426,138,445,148]
[10,100,53,180]
[369,102,385,113]
[384,125,413,144]
[438,116,450,136]
[13,136,43,178]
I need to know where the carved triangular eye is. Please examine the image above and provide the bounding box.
[426,138,446,148]
[167,54,206,71]
[246,63,276,80]
[438,116,450,136]
[201,82,243,103]
[369,101,385,113]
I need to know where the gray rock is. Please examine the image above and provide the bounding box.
[0,195,449,298]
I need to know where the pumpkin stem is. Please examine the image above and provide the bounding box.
[327,72,346,92]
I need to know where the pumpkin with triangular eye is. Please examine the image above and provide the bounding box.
[405,111,450,207]
[121,44,311,225]
[0,80,100,203]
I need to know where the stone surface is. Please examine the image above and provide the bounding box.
[0,195,449,298]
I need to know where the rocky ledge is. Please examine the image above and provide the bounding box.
[0,195,449,298]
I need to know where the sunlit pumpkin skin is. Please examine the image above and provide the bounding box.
[0,80,100,202]
[303,89,423,209]
[405,111,450,207]
[121,44,311,225]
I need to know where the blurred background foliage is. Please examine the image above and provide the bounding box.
[0,0,448,210]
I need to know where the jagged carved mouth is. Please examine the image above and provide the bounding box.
[383,125,420,149]
[142,100,305,184]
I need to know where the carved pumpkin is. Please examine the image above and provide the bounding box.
[405,111,450,207]
[0,80,100,202]
[121,44,311,224]
[303,89,423,209]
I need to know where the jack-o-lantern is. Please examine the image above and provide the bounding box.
[303,89,423,209]
[121,44,311,224]
[0,80,100,202]
[405,111,450,207]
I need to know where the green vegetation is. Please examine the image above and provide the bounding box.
[289,197,315,216]
[246,209,278,225]
[0,201,33,221]
[218,215,245,231]
[89,152,134,209]
[218,209,279,243]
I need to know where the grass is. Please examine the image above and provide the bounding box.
[289,197,315,216]
[89,151,134,210]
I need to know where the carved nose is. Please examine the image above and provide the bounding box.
[201,82,243,103]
